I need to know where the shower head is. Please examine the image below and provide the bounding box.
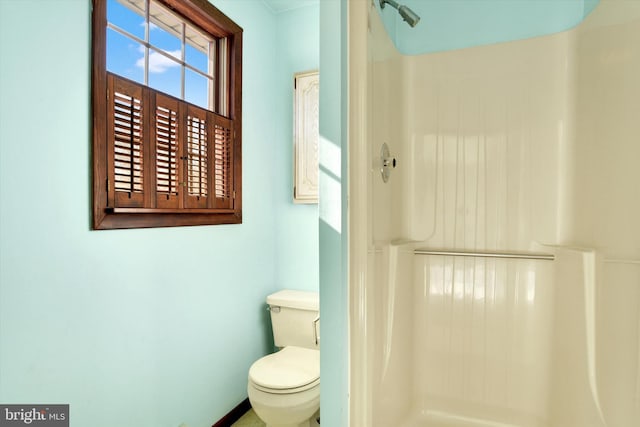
[380,0,421,28]
[398,5,420,27]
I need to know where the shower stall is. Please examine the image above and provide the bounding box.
[348,0,640,426]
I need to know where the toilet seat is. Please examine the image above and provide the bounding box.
[249,346,319,394]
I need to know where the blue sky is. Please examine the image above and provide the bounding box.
[107,0,210,109]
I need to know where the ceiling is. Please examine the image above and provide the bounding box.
[262,0,319,14]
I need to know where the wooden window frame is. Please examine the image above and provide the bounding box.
[92,0,242,229]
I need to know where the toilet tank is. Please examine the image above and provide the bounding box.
[267,290,319,350]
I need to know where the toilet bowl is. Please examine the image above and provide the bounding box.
[247,290,320,427]
[248,346,320,427]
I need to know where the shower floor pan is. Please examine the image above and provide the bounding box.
[400,410,541,427]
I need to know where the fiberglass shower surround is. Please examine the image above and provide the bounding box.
[349,0,640,426]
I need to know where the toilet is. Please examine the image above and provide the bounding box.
[248,290,320,427]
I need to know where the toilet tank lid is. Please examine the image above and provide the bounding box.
[267,290,319,311]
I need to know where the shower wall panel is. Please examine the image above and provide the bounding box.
[397,32,572,424]
[400,32,572,247]
[414,256,554,426]
[371,245,415,426]
[370,8,404,244]
[596,262,640,426]
[571,3,640,256]
[570,3,640,425]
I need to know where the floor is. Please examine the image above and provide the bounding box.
[231,409,265,427]
[231,409,320,427]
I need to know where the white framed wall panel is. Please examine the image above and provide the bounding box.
[294,70,319,203]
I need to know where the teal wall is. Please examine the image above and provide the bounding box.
[378,0,600,55]
[319,0,349,426]
[273,5,320,292]
[0,1,318,426]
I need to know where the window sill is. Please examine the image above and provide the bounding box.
[95,210,241,229]
[106,207,235,214]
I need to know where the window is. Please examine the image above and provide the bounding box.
[92,0,242,229]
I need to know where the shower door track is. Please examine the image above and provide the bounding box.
[414,248,555,261]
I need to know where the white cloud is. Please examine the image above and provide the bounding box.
[135,46,181,73]
[140,22,159,31]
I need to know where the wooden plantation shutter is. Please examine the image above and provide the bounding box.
[213,115,233,209]
[154,94,181,209]
[186,106,209,209]
[102,73,239,222]
[107,74,146,208]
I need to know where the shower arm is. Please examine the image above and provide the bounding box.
[380,0,400,9]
